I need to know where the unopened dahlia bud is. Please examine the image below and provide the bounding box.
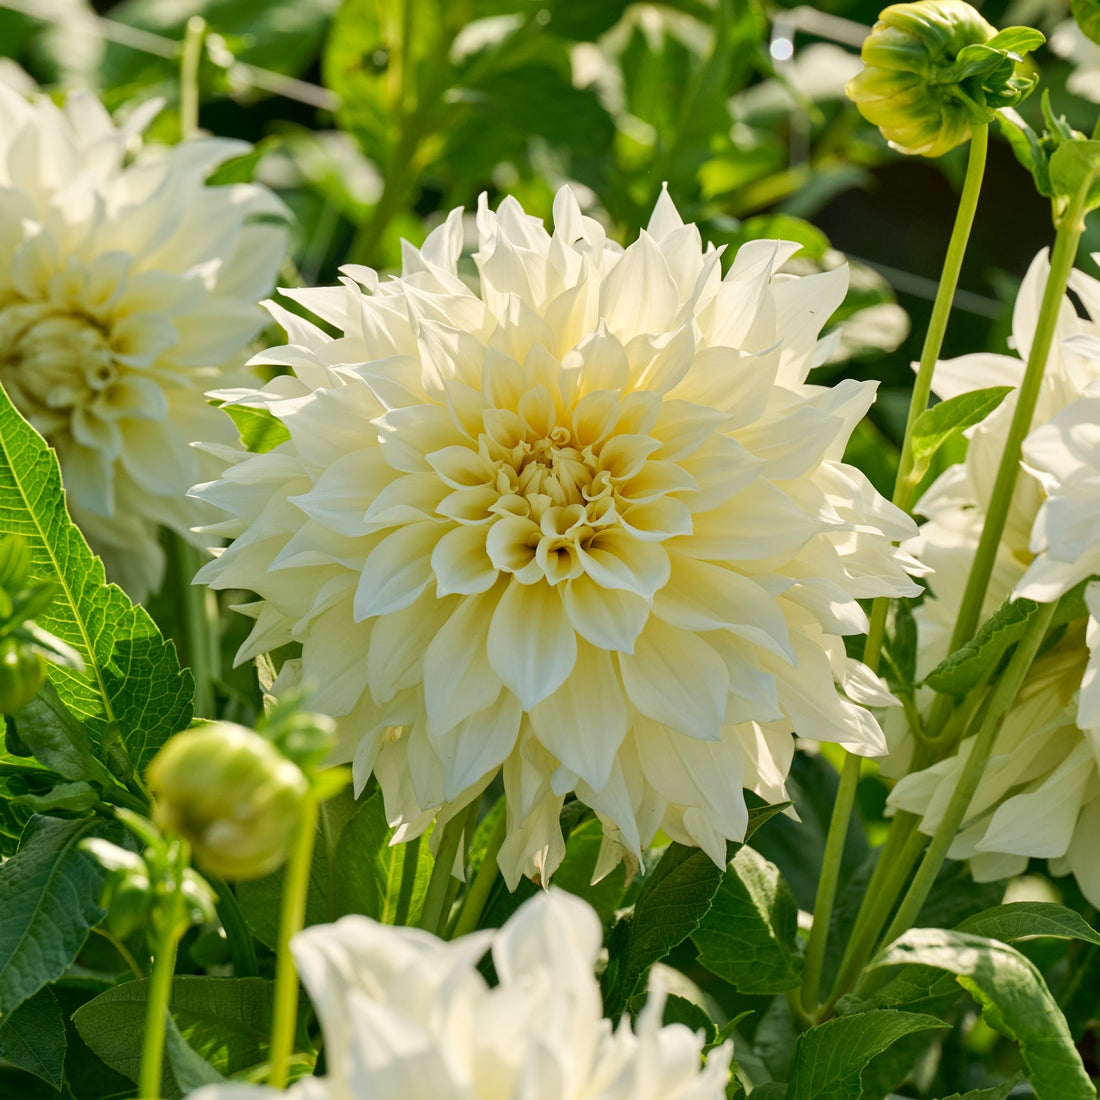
[847,1,1042,156]
[147,722,308,881]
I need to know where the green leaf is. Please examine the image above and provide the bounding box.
[73,977,281,1098]
[930,1073,1025,1100]
[0,387,193,775]
[222,402,291,455]
[13,779,99,812]
[332,786,432,926]
[751,1085,790,1100]
[870,929,1096,1100]
[0,988,65,1089]
[1050,140,1100,211]
[548,815,631,926]
[957,902,1100,946]
[602,802,788,1017]
[0,815,110,1024]
[163,1013,228,1092]
[986,27,1046,56]
[907,387,1012,488]
[786,1009,946,1100]
[11,681,114,786]
[923,581,1088,697]
[692,846,802,994]
[659,993,718,1044]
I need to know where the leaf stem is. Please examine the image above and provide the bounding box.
[450,808,506,939]
[799,126,989,1016]
[267,792,320,1089]
[924,180,1090,739]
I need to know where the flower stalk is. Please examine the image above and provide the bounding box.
[924,177,1093,741]
[267,791,320,1090]
[138,841,188,1100]
[451,807,507,939]
[800,122,990,1018]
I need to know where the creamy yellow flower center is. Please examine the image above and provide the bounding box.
[0,301,116,433]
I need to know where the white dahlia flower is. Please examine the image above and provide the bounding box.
[189,888,733,1100]
[194,186,919,885]
[886,251,1100,904]
[0,84,286,599]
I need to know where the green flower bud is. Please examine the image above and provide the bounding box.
[0,637,46,713]
[847,1,1043,156]
[147,722,309,882]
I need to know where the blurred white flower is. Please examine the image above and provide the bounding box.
[886,251,1100,905]
[1050,20,1100,104]
[0,84,286,599]
[189,888,733,1100]
[194,186,918,886]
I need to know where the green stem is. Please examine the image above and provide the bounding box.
[93,926,145,979]
[166,534,219,719]
[823,819,925,1015]
[451,809,507,940]
[799,129,990,1015]
[893,124,989,511]
[207,875,258,977]
[800,752,861,1014]
[138,852,187,1100]
[179,16,205,142]
[268,793,319,1089]
[875,600,1058,957]
[925,181,1090,739]
[418,812,468,935]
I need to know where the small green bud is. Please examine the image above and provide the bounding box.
[847,1,1043,156]
[0,637,46,714]
[147,722,309,882]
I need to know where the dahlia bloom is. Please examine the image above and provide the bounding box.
[190,889,732,1100]
[194,186,919,885]
[886,251,1100,905]
[0,84,286,598]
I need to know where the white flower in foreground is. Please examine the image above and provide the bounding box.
[0,84,286,599]
[194,186,919,885]
[886,251,1100,905]
[189,888,733,1100]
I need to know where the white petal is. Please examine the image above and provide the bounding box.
[487,581,578,708]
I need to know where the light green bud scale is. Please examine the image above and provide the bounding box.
[847,0,1043,156]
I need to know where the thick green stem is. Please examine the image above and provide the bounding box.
[799,128,990,1015]
[418,812,468,935]
[268,794,319,1089]
[824,819,925,1015]
[875,600,1058,957]
[925,183,1090,738]
[179,17,205,141]
[451,809,507,940]
[138,849,187,1100]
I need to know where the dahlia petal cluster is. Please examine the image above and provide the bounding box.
[0,84,286,598]
[190,889,733,1100]
[194,186,919,885]
[887,250,1100,904]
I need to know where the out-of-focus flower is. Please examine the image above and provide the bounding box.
[886,251,1100,905]
[0,84,286,599]
[846,0,1041,157]
[1051,20,1100,103]
[147,721,308,881]
[194,186,919,887]
[189,888,733,1100]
